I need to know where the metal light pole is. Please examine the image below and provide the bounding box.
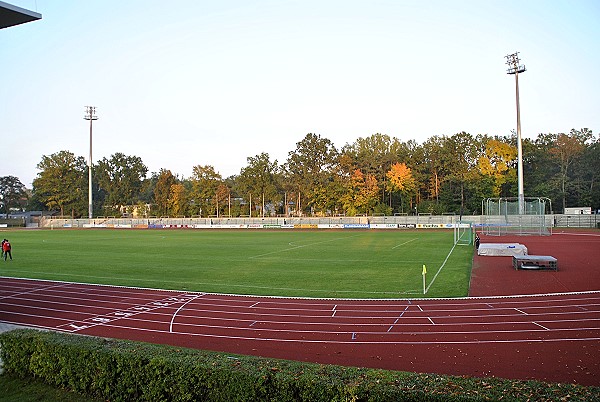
[505,52,526,215]
[84,106,98,219]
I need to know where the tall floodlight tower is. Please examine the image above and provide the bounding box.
[84,106,98,219]
[505,52,526,215]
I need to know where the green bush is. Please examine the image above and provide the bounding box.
[1,329,598,401]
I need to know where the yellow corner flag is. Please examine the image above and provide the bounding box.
[422,264,427,275]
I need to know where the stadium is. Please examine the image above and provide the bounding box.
[1,2,599,401]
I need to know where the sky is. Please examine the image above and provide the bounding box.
[1,0,599,187]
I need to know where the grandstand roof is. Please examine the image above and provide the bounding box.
[0,1,41,29]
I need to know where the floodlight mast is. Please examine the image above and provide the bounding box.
[84,106,98,219]
[505,52,526,215]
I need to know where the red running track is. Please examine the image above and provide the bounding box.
[0,277,599,385]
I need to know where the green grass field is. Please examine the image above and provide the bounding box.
[0,229,473,298]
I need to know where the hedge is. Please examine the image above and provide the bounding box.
[1,329,598,401]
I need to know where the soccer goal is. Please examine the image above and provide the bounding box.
[482,197,552,236]
[454,220,474,246]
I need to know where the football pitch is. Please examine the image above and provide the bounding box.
[0,229,473,298]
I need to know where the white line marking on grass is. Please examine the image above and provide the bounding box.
[249,234,363,259]
[532,322,550,331]
[424,241,458,294]
[392,238,417,249]
[169,294,203,333]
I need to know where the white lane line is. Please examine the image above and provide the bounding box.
[0,282,68,301]
[170,294,203,333]
[387,305,411,332]
[79,321,600,345]
[515,308,528,315]
[532,322,551,331]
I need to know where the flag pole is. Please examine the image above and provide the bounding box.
[422,264,427,294]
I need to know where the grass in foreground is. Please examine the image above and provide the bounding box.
[0,229,472,298]
[0,374,102,402]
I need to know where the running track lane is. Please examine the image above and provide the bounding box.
[0,277,598,386]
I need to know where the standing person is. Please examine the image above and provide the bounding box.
[2,239,11,261]
[474,233,480,251]
[1,239,6,259]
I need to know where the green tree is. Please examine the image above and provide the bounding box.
[236,153,281,217]
[0,176,27,218]
[421,136,448,204]
[577,131,599,210]
[284,133,338,215]
[549,129,591,211]
[442,132,480,214]
[33,151,87,217]
[96,153,148,210]
[189,165,222,217]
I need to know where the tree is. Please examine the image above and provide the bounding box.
[477,137,517,197]
[237,153,281,217]
[386,162,416,211]
[33,151,87,217]
[189,165,222,217]
[577,131,599,210]
[341,134,410,206]
[0,176,27,218]
[96,153,148,211]
[442,132,480,214]
[153,169,178,216]
[341,169,379,215]
[421,136,447,203]
[168,183,188,217]
[284,133,338,215]
[549,129,590,211]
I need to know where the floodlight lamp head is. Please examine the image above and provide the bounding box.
[84,106,99,120]
[505,52,526,75]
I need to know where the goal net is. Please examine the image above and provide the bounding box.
[454,220,473,246]
[482,197,552,236]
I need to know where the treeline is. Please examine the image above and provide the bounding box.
[1,129,598,218]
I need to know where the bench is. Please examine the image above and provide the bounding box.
[512,255,558,271]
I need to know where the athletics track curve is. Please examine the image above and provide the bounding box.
[0,230,599,386]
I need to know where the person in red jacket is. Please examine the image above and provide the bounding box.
[2,239,12,261]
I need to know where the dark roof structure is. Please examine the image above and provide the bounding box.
[0,1,41,29]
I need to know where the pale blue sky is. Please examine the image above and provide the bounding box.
[2,0,599,187]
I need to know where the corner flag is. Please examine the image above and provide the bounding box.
[422,265,427,275]
[422,265,427,294]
